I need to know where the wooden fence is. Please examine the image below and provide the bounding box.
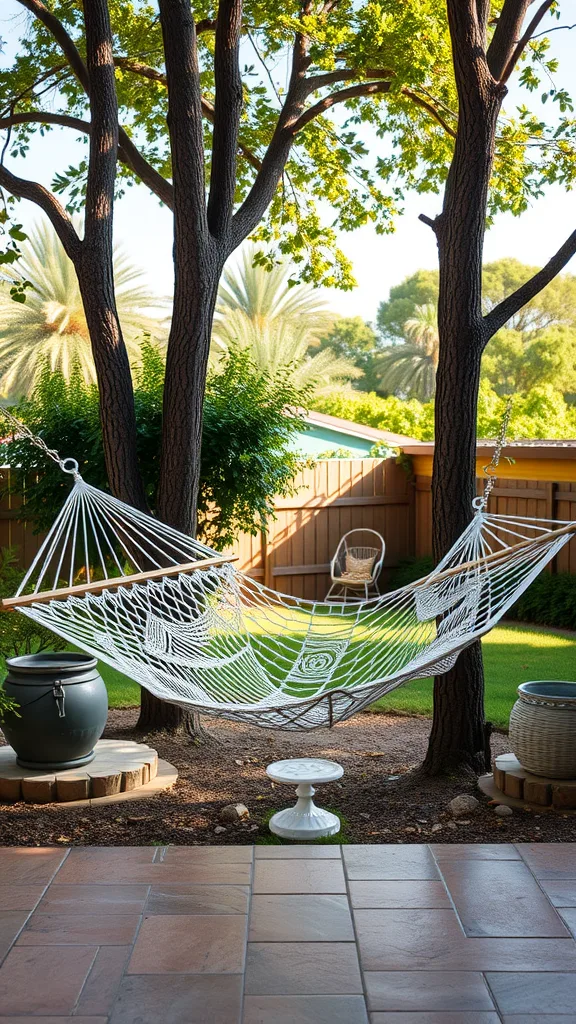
[415,475,576,572]
[2,459,576,599]
[235,458,415,600]
[0,470,45,569]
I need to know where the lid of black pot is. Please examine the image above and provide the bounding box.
[5,652,98,685]
[518,680,576,701]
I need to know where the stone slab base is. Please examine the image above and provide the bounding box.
[479,752,576,811]
[0,739,178,806]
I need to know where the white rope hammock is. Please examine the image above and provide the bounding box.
[2,414,575,730]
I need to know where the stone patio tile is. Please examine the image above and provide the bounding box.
[109,974,243,1023]
[431,844,521,860]
[160,846,254,863]
[365,971,495,1012]
[245,942,363,995]
[254,846,342,858]
[0,946,97,1014]
[487,971,576,1014]
[502,1017,576,1022]
[0,1018,108,1023]
[518,843,576,879]
[75,946,132,1016]
[128,913,247,973]
[355,908,464,970]
[38,883,149,915]
[370,1015,500,1023]
[558,908,576,935]
[253,858,346,894]
[354,909,576,970]
[343,844,439,880]
[0,885,45,911]
[54,847,155,883]
[0,912,29,958]
[349,880,450,909]
[17,912,140,945]
[249,894,354,941]
[0,848,67,884]
[146,883,249,915]
[56,853,251,885]
[438,858,569,937]
[242,994,369,1023]
[540,879,576,907]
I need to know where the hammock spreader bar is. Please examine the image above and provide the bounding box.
[1,554,238,611]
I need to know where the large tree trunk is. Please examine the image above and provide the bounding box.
[77,0,148,513]
[420,2,504,776]
[137,0,228,733]
[78,267,148,512]
[157,266,222,533]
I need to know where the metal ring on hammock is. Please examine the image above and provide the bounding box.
[58,458,80,478]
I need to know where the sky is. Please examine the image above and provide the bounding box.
[1,2,575,323]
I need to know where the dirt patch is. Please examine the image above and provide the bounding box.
[0,709,575,846]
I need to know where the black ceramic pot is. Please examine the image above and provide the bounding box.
[2,653,108,769]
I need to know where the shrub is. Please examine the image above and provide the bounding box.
[510,572,576,631]
[389,557,576,632]
[388,555,434,590]
[2,344,309,549]
[316,447,354,459]
[0,547,67,657]
[312,381,576,442]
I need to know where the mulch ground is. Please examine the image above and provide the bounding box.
[1,709,576,846]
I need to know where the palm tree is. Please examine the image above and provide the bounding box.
[376,303,439,401]
[0,220,168,399]
[213,246,359,393]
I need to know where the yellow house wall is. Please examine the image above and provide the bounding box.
[411,454,576,483]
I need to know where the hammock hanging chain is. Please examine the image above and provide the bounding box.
[476,397,513,511]
[0,408,80,479]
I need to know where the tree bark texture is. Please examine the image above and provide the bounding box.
[80,0,148,512]
[157,0,230,534]
[421,0,504,776]
[137,689,207,738]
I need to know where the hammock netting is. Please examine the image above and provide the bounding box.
[8,475,576,730]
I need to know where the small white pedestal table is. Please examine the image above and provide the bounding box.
[266,757,344,840]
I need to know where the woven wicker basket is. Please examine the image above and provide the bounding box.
[509,681,576,779]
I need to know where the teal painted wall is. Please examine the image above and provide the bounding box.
[292,425,374,458]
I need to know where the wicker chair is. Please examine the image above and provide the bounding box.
[326,528,385,603]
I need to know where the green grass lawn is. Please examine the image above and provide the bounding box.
[97,621,576,730]
[373,623,576,728]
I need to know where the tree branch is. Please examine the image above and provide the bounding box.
[16,0,90,92]
[114,58,261,172]
[291,80,391,133]
[82,0,118,250]
[196,18,217,33]
[231,4,311,244]
[208,0,243,238]
[500,0,555,83]
[159,0,208,244]
[402,88,457,137]
[482,229,576,340]
[419,212,438,230]
[15,0,174,209]
[0,163,80,260]
[446,0,491,93]
[486,0,531,79]
[0,111,91,134]
[303,67,393,91]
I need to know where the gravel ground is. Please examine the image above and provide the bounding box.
[0,709,575,847]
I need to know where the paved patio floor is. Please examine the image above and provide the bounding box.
[0,843,575,1021]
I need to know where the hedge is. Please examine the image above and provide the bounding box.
[389,557,576,631]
